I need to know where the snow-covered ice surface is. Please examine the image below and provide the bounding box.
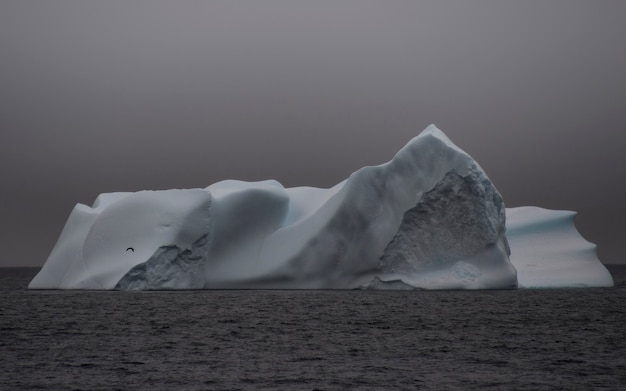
[29,125,613,290]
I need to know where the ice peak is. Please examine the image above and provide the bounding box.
[417,124,463,152]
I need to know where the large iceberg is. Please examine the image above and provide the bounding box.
[29,125,613,290]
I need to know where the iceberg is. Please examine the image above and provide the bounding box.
[28,125,613,290]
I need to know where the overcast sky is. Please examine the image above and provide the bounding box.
[1,1,625,267]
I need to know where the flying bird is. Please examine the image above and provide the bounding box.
[126,247,134,252]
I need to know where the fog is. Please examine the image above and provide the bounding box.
[1,1,624,266]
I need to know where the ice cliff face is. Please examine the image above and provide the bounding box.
[115,234,209,290]
[28,125,613,290]
[377,168,515,289]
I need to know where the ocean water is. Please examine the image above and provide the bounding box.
[1,267,625,390]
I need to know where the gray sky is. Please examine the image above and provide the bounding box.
[1,1,625,267]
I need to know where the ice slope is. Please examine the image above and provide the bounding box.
[506,207,613,288]
[28,125,613,290]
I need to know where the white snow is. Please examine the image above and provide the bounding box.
[28,125,613,290]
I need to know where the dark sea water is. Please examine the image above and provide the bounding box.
[1,267,625,390]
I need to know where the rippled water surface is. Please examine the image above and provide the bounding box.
[2,267,625,390]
